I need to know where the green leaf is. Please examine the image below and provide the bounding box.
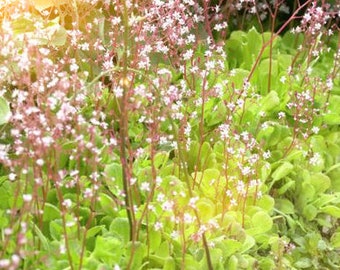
[156,241,170,258]
[294,258,312,268]
[93,236,123,265]
[49,220,63,241]
[240,235,255,253]
[149,228,162,253]
[227,255,238,270]
[275,199,295,214]
[225,32,246,68]
[277,180,295,195]
[11,17,35,35]
[196,198,216,222]
[32,0,68,11]
[50,26,67,46]
[310,173,330,194]
[0,179,11,209]
[199,248,223,270]
[99,193,117,217]
[296,182,315,209]
[195,168,220,199]
[323,113,340,125]
[330,232,340,248]
[256,195,275,212]
[154,151,169,169]
[216,238,242,258]
[104,163,123,185]
[163,257,176,270]
[257,126,274,145]
[244,27,262,69]
[0,211,8,229]
[31,221,50,251]
[310,135,327,153]
[0,97,11,125]
[230,69,249,88]
[260,162,271,181]
[303,204,318,221]
[271,162,294,181]
[110,218,130,244]
[260,91,280,113]
[175,254,199,270]
[43,203,61,222]
[149,254,167,267]
[246,211,273,236]
[277,53,293,71]
[328,95,340,114]
[258,257,276,269]
[126,242,146,270]
[86,225,105,239]
[206,101,227,127]
[320,205,340,218]
[256,59,279,94]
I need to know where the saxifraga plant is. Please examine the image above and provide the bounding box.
[0,0,339,269]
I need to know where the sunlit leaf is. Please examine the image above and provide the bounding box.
[272,162,294,181]
[246,211,273,236]
[31,0,68,11]
[110,217,130,244]
[43,203,61,222]
[0,97,11,125]
[330,232,340,248]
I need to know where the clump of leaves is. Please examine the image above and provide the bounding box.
[0,1,339,270]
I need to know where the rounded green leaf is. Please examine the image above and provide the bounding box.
[50,26,67,47]
[110,217,130,244]
[196,198,215,222]
[302,204,318,221]
[320,205,340,218]
[240,235,255,253]
[86,225,105,239]
[163,257,176,270]
[272,162,294,181]
[330,232,340,248]
[246,211,273,236]
[294,258,312,268]
[260,91,280,113]
[149,229,162,253]
[0,97,11,125]
[275,199,295,214]
[43,203,61,222]
[99,193,117,217]
[257,195,275,212]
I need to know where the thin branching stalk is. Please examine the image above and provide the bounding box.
[120,0,135,244]
[247,0,313,82]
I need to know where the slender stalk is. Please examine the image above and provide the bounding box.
[120,0,135,243]
[247,0,313,82]
[267,2,279,94]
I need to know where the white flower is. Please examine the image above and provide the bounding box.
[23,194,32,202]
[161,200,174,211]
[141,182,150,192]
[278,112,286,119]
[310,153,322,166]
[154,221,163,231]
[9,173,16,181]
[183,49,193,60]
[280,76,286,83]
[62,199,72,208]
[36,159,44,166]
[311,126,319,134]
[263,150,271,159]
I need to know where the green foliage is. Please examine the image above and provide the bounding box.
[0,97,11,125]
[1,3,340,270]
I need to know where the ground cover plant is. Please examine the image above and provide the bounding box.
[0,0,340,269]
